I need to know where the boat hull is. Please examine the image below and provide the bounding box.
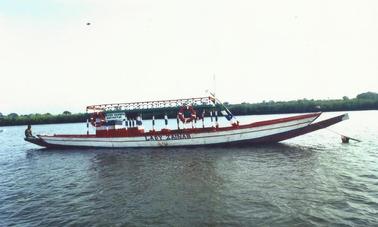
[25,113,349,149]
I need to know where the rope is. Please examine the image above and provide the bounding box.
[326,128,361,142]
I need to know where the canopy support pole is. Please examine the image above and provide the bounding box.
[210,111,213,127]
[215,110,219,128]
[164,114,168,128]
[86,108,89,135]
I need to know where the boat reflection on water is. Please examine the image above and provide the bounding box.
[21,143,336,226]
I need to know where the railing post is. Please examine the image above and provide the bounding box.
[210,111,213,127]
[202,110,205,128]
[164,114,168,128]
[215,110,219,128]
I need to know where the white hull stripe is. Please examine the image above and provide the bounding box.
[42,119,313,143]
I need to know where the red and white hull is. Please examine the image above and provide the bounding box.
[25,113,349,149]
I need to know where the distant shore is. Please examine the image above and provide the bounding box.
[1,92,377,127]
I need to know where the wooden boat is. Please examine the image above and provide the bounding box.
[25,96,349,148]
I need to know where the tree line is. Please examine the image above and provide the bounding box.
[227,92,378,115]
[0,112,88,126]
[1,92,377,126]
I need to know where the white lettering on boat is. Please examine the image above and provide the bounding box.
[144,133,191,141]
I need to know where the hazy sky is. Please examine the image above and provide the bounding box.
[1,0,377,114]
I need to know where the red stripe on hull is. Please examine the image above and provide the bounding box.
[45,113,321,139]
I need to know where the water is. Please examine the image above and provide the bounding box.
[1,111,377,226]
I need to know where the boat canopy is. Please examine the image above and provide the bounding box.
[86,96,220,114]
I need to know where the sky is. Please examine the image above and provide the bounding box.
[1,0,377,114]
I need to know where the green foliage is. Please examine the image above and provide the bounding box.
[0,113,88,126]
[356,92,378,100]
[226,92,378,115]
[8,113,19,118]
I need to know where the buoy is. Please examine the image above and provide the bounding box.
[341,135,350,143]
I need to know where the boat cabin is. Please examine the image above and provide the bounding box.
[86,96,236,137]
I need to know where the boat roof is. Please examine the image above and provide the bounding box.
[86,96,218,113]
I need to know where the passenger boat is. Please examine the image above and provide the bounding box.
[25,96,349,148]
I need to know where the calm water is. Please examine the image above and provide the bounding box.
[1,111,377,226]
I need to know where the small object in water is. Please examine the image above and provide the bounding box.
[341,135,350,143]
[86,22,91,26]
[327,128,361,143]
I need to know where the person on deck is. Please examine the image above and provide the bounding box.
[25,124,33,138]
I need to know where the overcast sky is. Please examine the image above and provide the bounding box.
[1,0,377,114]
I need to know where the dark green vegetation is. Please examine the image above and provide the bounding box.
[1,92,377,126]
[227,92,378,115]
[0,112,87,126]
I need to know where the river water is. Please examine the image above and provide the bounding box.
[0,111,377,226]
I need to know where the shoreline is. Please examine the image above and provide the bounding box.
[1,92,377,126]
